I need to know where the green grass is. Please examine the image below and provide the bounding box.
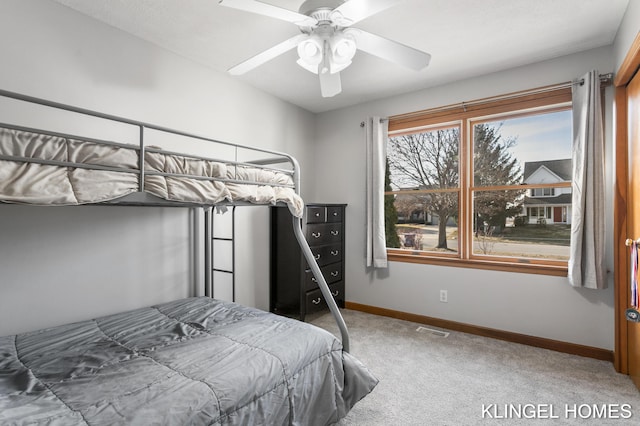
[499,224,571,246]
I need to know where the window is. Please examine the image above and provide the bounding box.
[385,87,573,275]
[387,125,460,254]
[531,188,555,197]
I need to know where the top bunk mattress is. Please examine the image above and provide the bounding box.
[0,125,304,217]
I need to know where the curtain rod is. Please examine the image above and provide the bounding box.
[360,117,388,127]
[360,72,613,127]
[577,72,614,86]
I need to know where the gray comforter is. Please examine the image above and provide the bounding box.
[0,297,377,425]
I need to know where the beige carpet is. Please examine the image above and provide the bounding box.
[310,309,640,425]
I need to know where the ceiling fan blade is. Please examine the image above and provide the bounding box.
[228,34,307,75]
[319,71,342,98]
[331,0,405,26]
[219,0,317,26]
[351,29,431,71]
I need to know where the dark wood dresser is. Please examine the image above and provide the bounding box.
[270,204,346,321]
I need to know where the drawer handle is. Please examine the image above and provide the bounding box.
[330,230,339,236]
[331,290,339,297]
[331,271,339,277]
[315,212,321,217]
[314,254,321,260]
[311,297,322,305]
[312,232,322,238]
[331,250,339,256]
[311,277,317,282]
[333,212,338,216]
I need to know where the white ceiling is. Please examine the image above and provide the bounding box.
[50,0,629,113]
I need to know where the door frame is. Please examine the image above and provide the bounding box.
[614,31,640,374]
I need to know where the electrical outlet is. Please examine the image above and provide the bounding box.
[440,290,448,303]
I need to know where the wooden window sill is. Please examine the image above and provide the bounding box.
[387,252,568,277]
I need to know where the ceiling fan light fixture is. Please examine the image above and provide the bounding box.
[296,57,318,74]
[296,35,324,73]
[329,31,356,73]
[329,59,351,74]
[301,41,319,58]
[333,38,355,59]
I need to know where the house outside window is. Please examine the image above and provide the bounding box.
[523,159,572,225]
[385,86,573,275]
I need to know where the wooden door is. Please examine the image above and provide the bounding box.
[628,69,640,389]
[614,31,640,387]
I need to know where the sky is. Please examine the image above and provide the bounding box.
[484,109,573,172]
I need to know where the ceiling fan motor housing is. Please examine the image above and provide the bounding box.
[298,0,347,17]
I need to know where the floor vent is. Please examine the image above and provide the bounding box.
[416,326,450,338]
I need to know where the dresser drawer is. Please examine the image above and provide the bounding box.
[305,282,344,314]
[306,206,326,223]
[327,206,343,223]
[306,223,342,246]
[306,205,344,224]
[304,262,343,291]
[309,243,342,267]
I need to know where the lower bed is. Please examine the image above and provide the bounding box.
[0,297,377,425]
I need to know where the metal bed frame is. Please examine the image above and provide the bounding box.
[0,88,349,352]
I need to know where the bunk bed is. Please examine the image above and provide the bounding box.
[0,89,377,425]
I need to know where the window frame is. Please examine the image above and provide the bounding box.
[386,86,572,276]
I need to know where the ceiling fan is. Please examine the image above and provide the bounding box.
[218,0,431,97]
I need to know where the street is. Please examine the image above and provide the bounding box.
[398,225,569,260]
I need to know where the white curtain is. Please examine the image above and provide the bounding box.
[365,116,388,268]
[568,70,606,289]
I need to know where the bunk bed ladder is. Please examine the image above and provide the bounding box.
[204,207,236,302]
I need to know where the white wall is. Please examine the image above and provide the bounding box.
[613,0,640,71]
[0,0,315,335]
[313,46,618,350]
[2,0,637,351]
